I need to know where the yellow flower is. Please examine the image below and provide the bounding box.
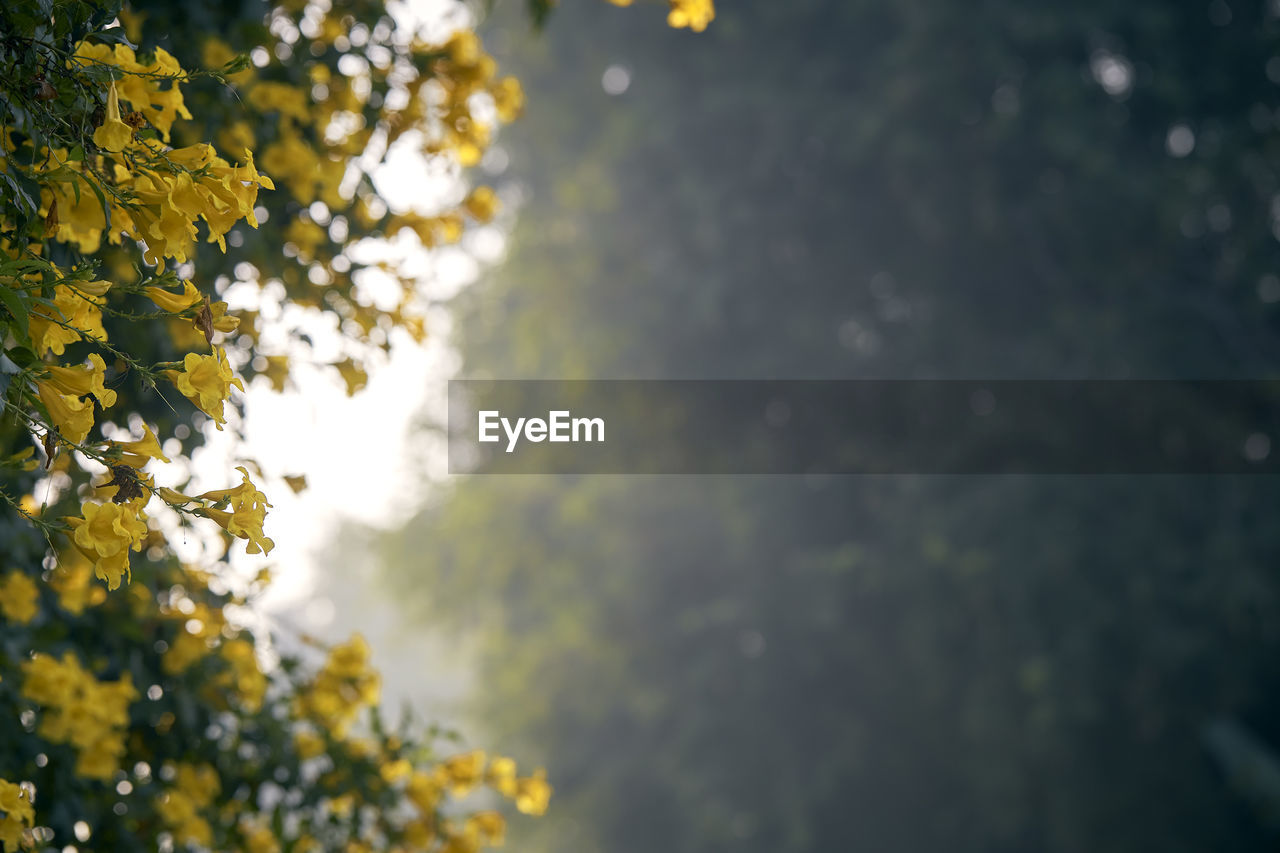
[515,768,552,816]
[247,82,312,123]
[324,633,373,679]
[0,779,35,851]
[93,81,133,151]
[162,631,211,675]
[218,121,256,157]
[168,347,244,428]
[328,792,357,818]
[156,791,213,847]
[0,570,39,624]
[442,750,486,797]
[261,355,290,391]
[50,550,107,614]
[196,466,273,554]
[157,763,219,845]
[463,186,500,222]
[30,283,108,355]
[486,755,518,797]
[218,638,267,711]
[294,835,323,853]
[147,280,203,313]
[668,0,715,31]
[446,31,482,64]
[75,42,192,140]
[335,358,368,395]
[142,189,200,264]
[66,499,148,589]
[156,486,194,505]
[406,769,444,814]
[465,811,506,846]
[109,422,170,467]
[21,652,137,780]
[294,634,380,737]
[241,818,280,853]
[37,380,95,445]
[403,819,435,848]
[285,219,327,259]
[209,301,240,333]
[380,758,412,784]
[165,142,216,170]
[44,353,116,407]
[490,76,524,122]
[294,729,326,759]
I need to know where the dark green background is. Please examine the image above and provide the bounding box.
[380,1,1280,850]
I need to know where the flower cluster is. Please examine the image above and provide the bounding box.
[28,280,111,356]
[20,652,138,780]
[155,763,220,846]
[386,750,551,850]
[0,570,40,623]
[66,497,148,589]
[0,0,673,845]
[1,36,274,583]
[50,44,276,266]
[294,633,382,738]
[74,43,190,140]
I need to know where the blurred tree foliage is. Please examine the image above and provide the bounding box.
[383,1,1280,851]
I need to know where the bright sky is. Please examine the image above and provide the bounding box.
[168,0,513,645]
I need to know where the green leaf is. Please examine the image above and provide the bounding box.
[0,353,19,401]
[91,26,137,49]
[0,172,34,219]
[0,285,30,328]
[4,346,38,369]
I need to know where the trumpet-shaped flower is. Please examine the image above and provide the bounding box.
[37,380,95,445]
[30,283,108,355]
[197,466,273,554]
[156,487,195,506]
[204,300,240,335]
[168,347,243,428]
[109,422,170,467]
[44,353,116,408]
[75,42,191,140]
[93,82,133,151]
[147,280,202,313]
[66,499,148,589]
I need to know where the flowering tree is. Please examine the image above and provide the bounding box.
[0,0,711,848]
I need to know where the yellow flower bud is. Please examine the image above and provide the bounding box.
[92,82,133,152]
